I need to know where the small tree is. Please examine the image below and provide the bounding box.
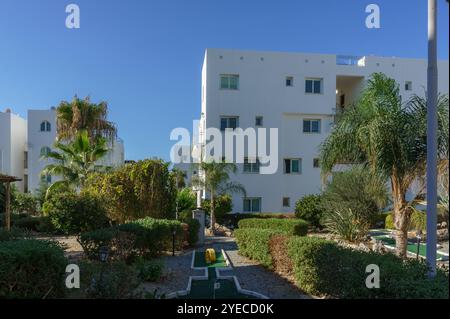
[191,161,245,233]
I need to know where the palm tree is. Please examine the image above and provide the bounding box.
[191,161,246,233]
[56,96,117,142]
[41,130,110,196]
[320,73,448,258]
[171,168,187,191]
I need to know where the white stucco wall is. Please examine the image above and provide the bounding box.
[201,49,450,213]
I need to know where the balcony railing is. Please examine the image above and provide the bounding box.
[336,55,366,67]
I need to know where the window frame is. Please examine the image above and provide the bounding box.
[405,81,413,91]
[40,120,51,132]
[313,158,320,168]
[284,158,302,174]
[286,76,294,87]
[303,119,322,134]
[305,78,323,94]
[243,197,262,213]
[220,74,239,90]
[40,146,51,157]
[220,116,239,131]
[243,157,260,174]
[255,116,263,127]
[282,197,290,207]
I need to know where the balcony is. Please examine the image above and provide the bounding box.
[336,55,366,67]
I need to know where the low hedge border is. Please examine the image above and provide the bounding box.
[238,218,308,236]
[79,217,194,261]
[0,239,68,298]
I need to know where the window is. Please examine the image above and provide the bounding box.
[24,151,28,169]
[313,158,320,168]
[220,74,239,90]
[255,116,263,127]
[220,116,238,131]
[305,78,322,94]
[40,121,51,132]
[40,146,51,157]
[303,119,321,133]
[284,158,301,174]
[243,157,260,173]
[405,81,413,91]
[282,197,290,207]
[243,198,261,212]
[286,76,294,87]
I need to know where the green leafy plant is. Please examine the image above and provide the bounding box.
[0,239,67,298]
[323,208,369,242]
[234,228,285,268]
[43,192,110,234]
[238,218,308,236]
[134,258,163,282]
[294,195,324,229]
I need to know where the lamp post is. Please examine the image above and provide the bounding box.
[426,0,438,278]
[172,227,176,256]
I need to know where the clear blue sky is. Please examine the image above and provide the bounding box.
[0,0,448,161]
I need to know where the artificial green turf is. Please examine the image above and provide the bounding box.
[181,251,257,299]
[372,235,446,260]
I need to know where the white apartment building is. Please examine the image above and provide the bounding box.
[197,48,449,214]
[0,109,27,191]
[0,107,125,193]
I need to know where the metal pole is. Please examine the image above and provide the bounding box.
[5,182,11,231]
[426,0,438,278]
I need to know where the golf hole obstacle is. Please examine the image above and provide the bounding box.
[167,249,268,299]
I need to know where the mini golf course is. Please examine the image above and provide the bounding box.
[168,250,268,299]
[370,229,448,261]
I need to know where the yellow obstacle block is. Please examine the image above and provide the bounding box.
[205,248,216,264]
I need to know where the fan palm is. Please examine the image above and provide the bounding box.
[320,73,448,257]
[191,161,246,232]
[56,96,117,142]
[41,130,110,197]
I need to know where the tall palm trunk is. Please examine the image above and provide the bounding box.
[210,189,216,233]
[391,176,411,258]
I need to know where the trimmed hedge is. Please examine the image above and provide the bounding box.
[0,239,67,298]
[287,236,449,299]
[79,217,184,261]
[234,228,285,268]
[219,213,293,228]
[238,218,308,236]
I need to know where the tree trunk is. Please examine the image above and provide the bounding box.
[210,190,216,233]
[391,177,411,258]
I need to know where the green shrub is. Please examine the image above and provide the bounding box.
[0,239,67,298]
[295,195,324,228]
[321,167,389,225]
[203,194,233,222]
[371,211,391,228]
[218,212,292,228]
[13,216,47,231]
[410,210,426,232]
[185,218,200,246]
[176,188,196,213]
[287,236,449,298]
[323,208,370,242]
[80,217,184,260]
[385,213,395,229]
[78,228,118,260]
[238,218,308,236]
[234,228,285,268]
[134,258,163,282]
[43,192,110,234]
[12,192,39,215]
[78,260,142,299]
[0,227,31,242]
